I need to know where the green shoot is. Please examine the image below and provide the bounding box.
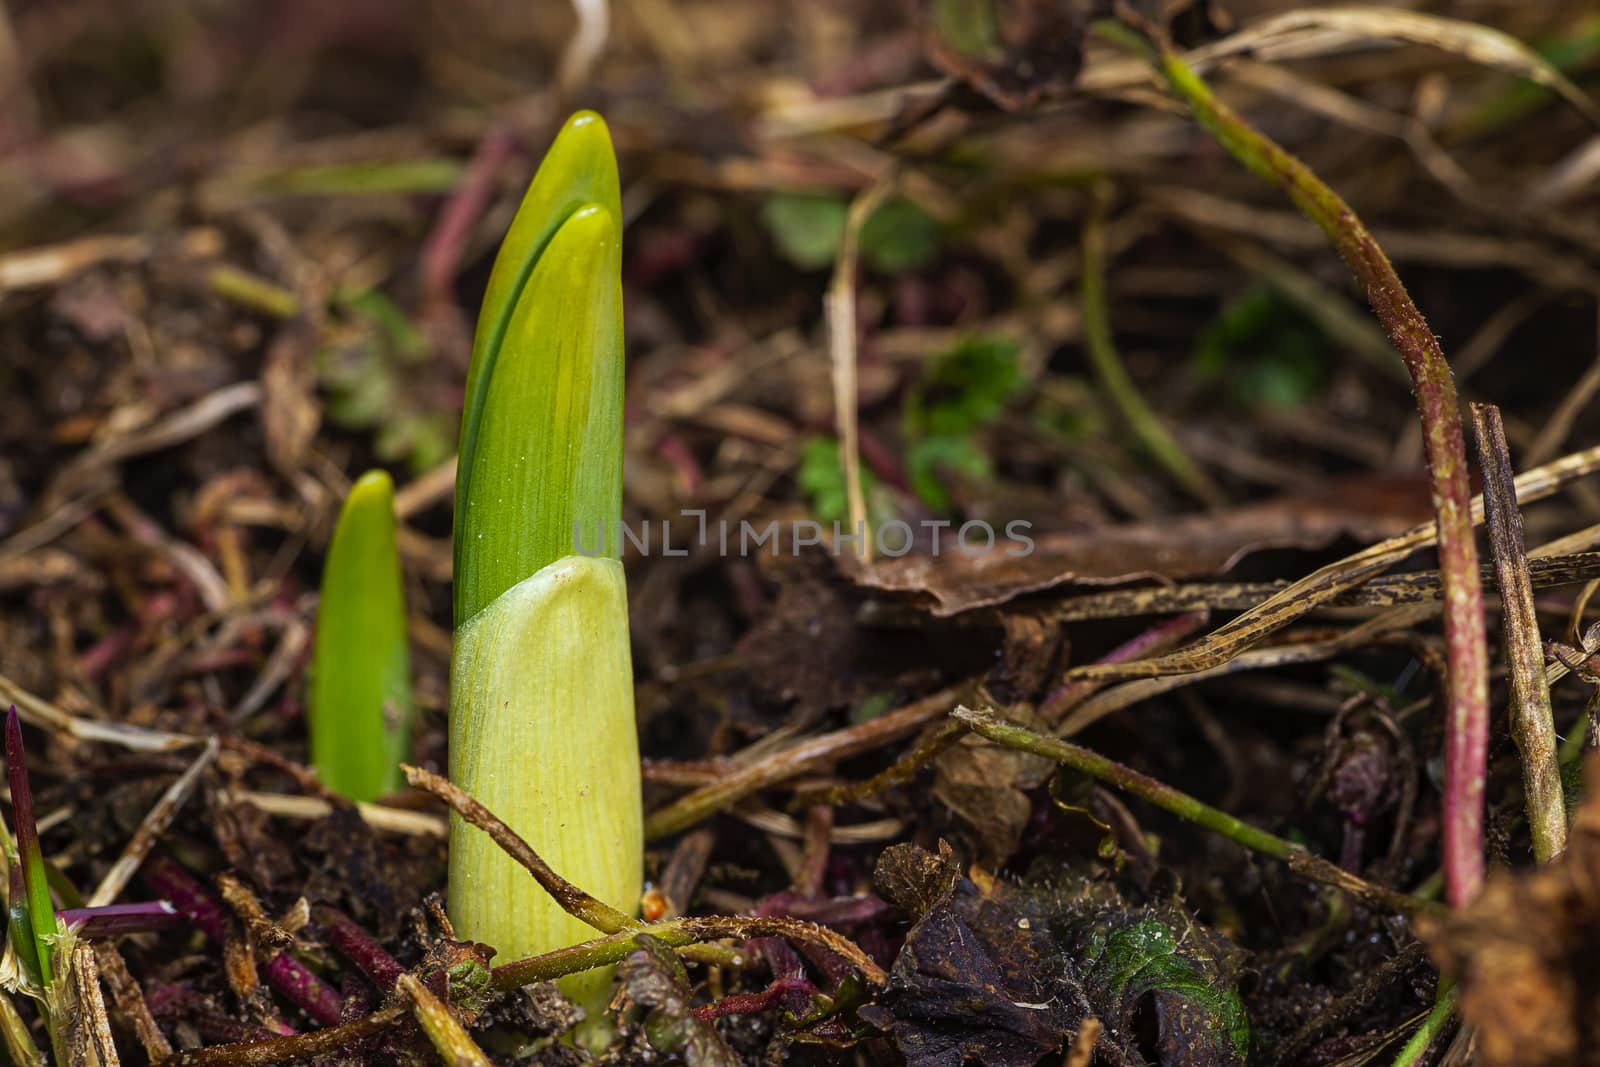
[449,111,641,1019]
[309,471,414,801]
[4,708,55,989]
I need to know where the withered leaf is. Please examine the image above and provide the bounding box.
[853,474,1431,616]
[933,727,1054,867]
[873,841,962,921]
[620,934,740,1067]
[860,870,1084,1067]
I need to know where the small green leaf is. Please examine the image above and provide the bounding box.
[762,194,848,270]
[901,335,1023,512]
[1192,285,1330,410]
[797,436,882,526]
[860,198,941,274]
[905,435,989,513]
[309,471,413,802]
[906,335,1024,439]
[931,0,1002,58]
[1079,914,1250,1063]
[762,194,942,274]
[4,709,55,989]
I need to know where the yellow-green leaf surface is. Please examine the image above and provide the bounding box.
[454,110,624,628]
[448,554,641,1008]
[310,470,413,801]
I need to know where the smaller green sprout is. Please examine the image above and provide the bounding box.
[309,470,413,801]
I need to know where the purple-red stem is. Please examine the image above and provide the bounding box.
[1155,48,1489,909]
[1040,611,1208,721]
[313,905,404,992]
[58,901,181,937]
[420,126,515,309]
[693,977,820,1021]
[141,855,344,1027]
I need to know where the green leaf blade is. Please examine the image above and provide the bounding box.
[310,470,413,801]
[455,202,624,625]
[455,111,622,625]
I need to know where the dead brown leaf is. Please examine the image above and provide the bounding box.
[933,707,1053,865]
[854,474,1431,616]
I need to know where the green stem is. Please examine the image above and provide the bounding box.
[490,913,886,992]
[1081,184,1224,507]
[1389,981,1458,1067]
[1153,45,1488,910]
[954,706,1442,917]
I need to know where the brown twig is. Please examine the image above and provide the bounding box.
[89,737,217,907]
[401,764,639,935]
[154,1005,408,1067]
[1047,554,1600,623]
[644,684,965,838]
[1472,403,1565,861]
[490,913,887,991]
[73,943,121,1067]
[398,765,883,987]
[793,720,965,809]
[827,177,895,564]
[1061,443,1600,685]
[94,943,172,1062]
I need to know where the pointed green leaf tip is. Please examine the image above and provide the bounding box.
[310,470,413,801]
[454,111,624,627]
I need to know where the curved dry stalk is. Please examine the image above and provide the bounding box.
[1093,28,1491,907]
[403,764,637,935]
[1472,404,1565,862]
[1081,184,1224,507]
[155,1006,408,1067]
[1063,443,1600,683]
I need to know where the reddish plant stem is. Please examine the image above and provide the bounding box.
[693,977,820,1021]
[141,855,344,1027]
[420,126,515,311]
[58,901,181,937]
[313,905,405,992]
[1154,47,1489,909]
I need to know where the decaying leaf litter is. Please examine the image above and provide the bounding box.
[3,0,1600,1063]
